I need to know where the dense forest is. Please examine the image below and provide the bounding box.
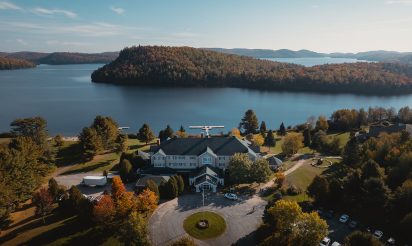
[91,46,412,95]
[1,51,118,65]
[0,56,35,70]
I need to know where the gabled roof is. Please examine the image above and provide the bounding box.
[150,136,259,156]
[266,156,283,167]
[192,165,219,178]
[200,146,217,157]
[194,175,218,186]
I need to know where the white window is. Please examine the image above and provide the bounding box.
[202,156,212,164]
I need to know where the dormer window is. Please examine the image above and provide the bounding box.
[202,156,212,164]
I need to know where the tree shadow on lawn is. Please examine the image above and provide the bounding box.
[25,218,113,246]
[0,212,75,245]
[55,142,84,167]
[5,214,37,231]
[60,159,116,175]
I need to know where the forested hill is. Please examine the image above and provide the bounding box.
[91,46,412,95]
[35,52,119,65]
[2,51,119,65]
[0,56,35,70]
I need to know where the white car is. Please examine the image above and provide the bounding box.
[339,214,349,223]
[331,242,341,246]
[319,237,331,246]
[224,193,238,200]
[373,230,383,239]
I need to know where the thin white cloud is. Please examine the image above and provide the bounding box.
[110,6,125,15]
[46,40,92,46]
[0,21,145,37]
[385,0,412,5]
[0,1,21,10]
[32,7,77,18]
[16,38,27,45]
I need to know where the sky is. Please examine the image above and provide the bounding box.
[1,0,412,53]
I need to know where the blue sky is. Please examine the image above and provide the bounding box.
[1,0,412,53]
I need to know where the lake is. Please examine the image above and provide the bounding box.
[0,60,411,136]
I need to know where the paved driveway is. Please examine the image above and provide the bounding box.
[148,193,266,246]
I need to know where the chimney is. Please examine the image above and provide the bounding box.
[156,138,160,146]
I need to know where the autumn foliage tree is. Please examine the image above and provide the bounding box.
[281,132,304,156]
[262,200,328,246]
[136,189,158,216]
[93,194,115,227]
[32,188,53,224]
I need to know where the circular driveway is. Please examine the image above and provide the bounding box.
[148,193,267,246]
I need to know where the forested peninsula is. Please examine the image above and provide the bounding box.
[91,46,412,95]
[0,56,35,70]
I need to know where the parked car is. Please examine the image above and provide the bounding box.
[319,237,331,246]
[386,237,395,245]
[224,193,238,200]
[339,214,349,223]
[348,220,357,229]
[373,230,383,240]
[331,242,341,246]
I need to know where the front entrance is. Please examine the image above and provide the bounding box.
[202,184,211,191]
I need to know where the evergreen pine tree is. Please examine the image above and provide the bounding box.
[264,130,276,147]
[303,128,312,147]
[239,109,259,134]
[279,122,286,136]
[260,121,267,134]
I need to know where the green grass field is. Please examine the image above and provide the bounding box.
[283,158,342,202]
[183,211,226,240]
[57,138,151,175]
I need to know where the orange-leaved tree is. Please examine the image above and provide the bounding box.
[136,189,158,216]
[111,176,136,218]
[93,194,115,227]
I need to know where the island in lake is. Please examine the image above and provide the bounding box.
[0,56,35,70]
[91,46,412,95]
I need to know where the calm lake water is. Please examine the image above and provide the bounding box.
[0,60,411,136]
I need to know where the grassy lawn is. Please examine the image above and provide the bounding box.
[327,132,350,148]
[61,152,119,175]
[183,211,226,240]
[0,203,120,246]
[56,138,152,175]
[283,159,342,202]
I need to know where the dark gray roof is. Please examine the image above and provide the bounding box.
[267,156,283,166]
[369,123,412,137]
[150,136,258,156]
[136,175,170,187]
[140,167,177,176]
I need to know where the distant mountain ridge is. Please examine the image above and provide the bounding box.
[0,51,119,65]
[206,48,412,64]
